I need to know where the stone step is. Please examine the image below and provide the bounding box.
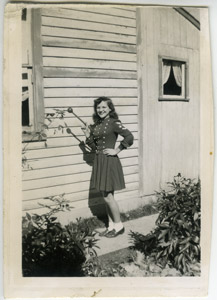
[95,214,158,256]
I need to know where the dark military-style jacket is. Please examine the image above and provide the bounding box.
[86,117,134,152]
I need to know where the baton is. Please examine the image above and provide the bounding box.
[67,107,87,126]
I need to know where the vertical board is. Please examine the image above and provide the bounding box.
[31,9,45,132]
[160,8,168,45]
[136,7,146,196]
[23,6,139,213]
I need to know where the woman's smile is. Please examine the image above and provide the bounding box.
[96,101,111,119]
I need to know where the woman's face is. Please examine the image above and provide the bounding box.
[96,101,111,119]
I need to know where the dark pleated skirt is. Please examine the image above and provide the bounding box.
[90,153,125,192]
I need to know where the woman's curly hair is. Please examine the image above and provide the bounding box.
[92,97,119,123]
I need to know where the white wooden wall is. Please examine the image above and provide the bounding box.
[137,7,200,195]
[22,6,139,213]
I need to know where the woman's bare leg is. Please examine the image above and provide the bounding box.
[103,191,121,223]
[103,192,124,237]
[105,203,114,230]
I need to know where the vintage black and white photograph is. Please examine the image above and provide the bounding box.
[3,0,214,297]
[21,4,202,277]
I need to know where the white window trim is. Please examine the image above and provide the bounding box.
[158,55,189,102]
[22,8,45,142]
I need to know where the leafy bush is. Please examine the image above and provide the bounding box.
[22,195,99,276]
[130,174,201,275]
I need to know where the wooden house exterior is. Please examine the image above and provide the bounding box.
[22,6,200,219]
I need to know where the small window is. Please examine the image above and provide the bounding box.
[159,57,189,101]
[22,67,33,130]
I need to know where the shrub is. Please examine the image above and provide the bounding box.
[22,195,99,276]
[130,174,201,275]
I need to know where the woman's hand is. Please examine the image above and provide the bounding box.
[81,123,91,138]
[103,148,120,156]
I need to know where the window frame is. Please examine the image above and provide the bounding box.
[22,8,45,142]
[158,55,189,102]
[22,66,34,132]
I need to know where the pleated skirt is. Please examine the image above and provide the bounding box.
[90,153,125,192]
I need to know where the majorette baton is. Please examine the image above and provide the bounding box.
[67,107,87,126]
[66,107,91,151]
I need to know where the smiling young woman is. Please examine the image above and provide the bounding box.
[82,97,134,238]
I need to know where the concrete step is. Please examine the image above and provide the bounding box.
[95,214,158,256]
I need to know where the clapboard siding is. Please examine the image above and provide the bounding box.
[23,180,139,202]
[44,87,137,97]
[23,133,138,151]
[61,7,136,20]
[23,190,140,212]
[23,164,138,187]
[43,57,137,71]
[23,156,139,181]
[47,124,138,137]
[23,6,139,213]
[114,6,137,12]
[43,48,136,62]
[22,133,138,152]
[23,189,140,212]
[23,172,139,195]
[38,115,138,127]
[43,68,137,79]
[48,122,138,132]
[26,137,139,156]
[41,7,136,27]
[42,37,137,54]
[42,16,136,36]
[42,27,136,44]
[23,168,139,191]
[44,98,138,107]
[44,78,137,87]
[45,106,137,116]
[25,135,138,157]
[24,148,138,170]
[24,139,139,160]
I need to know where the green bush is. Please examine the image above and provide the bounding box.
[130,174,201,275]
[22,195,99,276]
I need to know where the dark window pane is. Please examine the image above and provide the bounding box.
[22,99,29,126]
[22,8,27,21]
[163,67,181,96]
[22,73,28,80]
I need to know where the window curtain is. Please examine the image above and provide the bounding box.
[162,61,172,84]
[172,62,182,87]
[22,90,29,101]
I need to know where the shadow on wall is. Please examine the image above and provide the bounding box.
[79,141,95,167]
[88,189,107,226]
[79,141,107,226]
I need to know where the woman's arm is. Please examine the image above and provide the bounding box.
[81,123,96,150]
[103,147,122,156]
[113,119,134,149]
[103,120,134,156]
